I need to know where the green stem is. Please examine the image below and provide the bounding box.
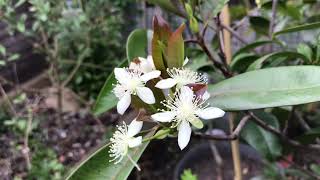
[126,154,141,171]
[149,104,158,113]
[142,129,171,143]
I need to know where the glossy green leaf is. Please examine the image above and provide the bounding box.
[241,111,282,160]
[273,22,320,37]
[212,0,229,17]
[93,60,128,115]
[0,44,6,56]
[311,164,320,176]
[263,57,288,68]
[189,16,199,33]
[307,15,320,23]
[296,127,320,144]
[230,53,259,72]
[14,0,26,7]
[233,40,276,57]
[263,1,301,20]
[154,129,170,139]
[283,4,301,20]
[185,54,211,71]
[316,35,320,62]
[8,54,20,61]
[66,131,155,180]
[249,16,270,35]
[181,169,198,180]
[247,51,309,71]
[126,29,148,62]
[17,21,25,33]
[229,5,247,21]
[185,3,193,17]
[297,43,313,62]
[208,66,320,110]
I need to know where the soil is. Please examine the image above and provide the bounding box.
[187,150,262,180]
[130,139,183,180]
[129,139,263,180]
[0,107,119,179]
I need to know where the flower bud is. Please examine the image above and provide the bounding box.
[190,16,199,33]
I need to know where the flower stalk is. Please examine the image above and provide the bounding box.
[142,128,171,143]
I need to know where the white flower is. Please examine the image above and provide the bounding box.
[155,68,207,90]
[109,119,143,167]
[113,67,161,115]
[183,57,189,66]
[129,55,155,73]
[151,86,225,150]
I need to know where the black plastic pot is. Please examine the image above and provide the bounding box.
[173,142,263,180]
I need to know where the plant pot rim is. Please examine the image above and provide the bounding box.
[173,141,263,180]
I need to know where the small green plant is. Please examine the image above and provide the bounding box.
[181,169,198,180]
[0,97,64,180]
[27,143,64,180]
[0,0,133,101]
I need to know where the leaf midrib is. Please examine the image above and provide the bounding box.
[211,84,320,97]
[112,143,148,180]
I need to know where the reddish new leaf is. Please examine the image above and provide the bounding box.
[166,23,185,68]
[152,15,172,75]
[187,83,208,99]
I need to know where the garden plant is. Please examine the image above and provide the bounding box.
[67,0,320,179]
[0,0,320,179]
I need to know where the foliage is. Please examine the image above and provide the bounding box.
[66,131,155,180]
[0,0,133,100]
[181,169,198,180]
[0,104,64,180]
[27,143,64,180]
[1,0,320,179]
[60,0,134,100]
[87,0,320,179]
[240,111,282,160]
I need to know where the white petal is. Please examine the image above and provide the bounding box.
[136,87,155,104]
[197,107,225,120]
[155,78,177,89]
[146,55,156,70]
[202,91,210,100]
[151,111,176,122]
[140,56,155,73]
[180,86,194,102]
[127,119,143,137]
[183,57,189,66]
[147,55,155,66]
[114,68,130,84]
[129,62,139,70]
[140,70,161,82]
[178,121,192,150]
[129,57,148,72]
[138,57,147,62]
[128,136,142,148]
[113,84,126,98]
[117,93,131,115]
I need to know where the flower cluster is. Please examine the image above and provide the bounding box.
[109,56,225,168]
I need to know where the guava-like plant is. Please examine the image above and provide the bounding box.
[67,1,320,179]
